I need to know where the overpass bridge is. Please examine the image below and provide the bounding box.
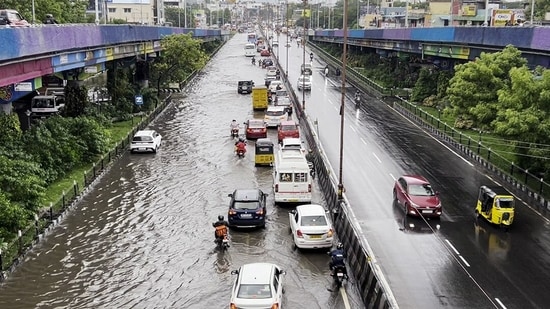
[0,25,229,111]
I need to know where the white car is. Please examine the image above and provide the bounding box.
[130,130,162,153]
[269,80,284,93]
[230,263,286,309]
[297,75,312,91]
[264,106,288,128]
[289,204,334,249]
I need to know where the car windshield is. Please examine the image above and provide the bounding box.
[234,201,260,210]
[408,184,435,196]
[237,284,272,299]
[496,198,514,208]
[133,136,153,142]
[281,125,297,131]
[276,90,288,97]
[299,77,310,83]
[266,110,285,116]
[300,215,328,226]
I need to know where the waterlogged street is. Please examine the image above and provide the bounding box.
[0,34,364,308]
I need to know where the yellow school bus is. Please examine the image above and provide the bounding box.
[252,86,268,110]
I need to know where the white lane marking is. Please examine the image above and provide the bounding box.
[495,298,507,309]
[340,286,352,309]
[360,137,367,145]
[459,256,470,267]
[445,239,460,255]
[389,104,474,167]
[349,125,356,133]
[445,239,470,268]
[389,173,396,180]
[372,152,382,163]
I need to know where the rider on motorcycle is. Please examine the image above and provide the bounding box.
[329,242,347,274]
[213,215,230,243]
[355,91,361,105]
[310,52,314,62]
[230,120,240,135]
[324,65,329,76]
[235,137,247,154]
[251,56,256,65]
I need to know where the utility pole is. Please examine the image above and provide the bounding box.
[338,0,349,201]
[302,0,308,111]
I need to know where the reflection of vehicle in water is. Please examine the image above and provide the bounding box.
[392,200,440,233]
[475,185,515,230]
[474,220,510,261]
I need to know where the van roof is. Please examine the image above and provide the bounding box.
[239,263,278,284]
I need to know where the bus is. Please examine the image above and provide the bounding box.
[247,32,256,44]
[244,43,256,57]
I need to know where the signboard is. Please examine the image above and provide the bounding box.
[492,9,513,27]
[134,95,144,106]
[461,5,477,17]
[14,82,33,92]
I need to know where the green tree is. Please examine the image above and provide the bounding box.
[0,192,28,240]
[446,45,527,129]
[63,84,90,117]
[0,0,88,24]
[150,33,209,97]
[0,113,22,146]
[411,67,437,103]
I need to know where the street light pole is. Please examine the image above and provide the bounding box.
[302,0,308,111]
[285,0,289,76]
[338,0,349,201]
[178,0,181,27]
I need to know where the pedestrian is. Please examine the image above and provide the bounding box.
[43,14,58,24]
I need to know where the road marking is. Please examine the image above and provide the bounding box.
[349,125,356,133]
[445,239,460,255]
[372,152,381,163]
[340,286,352,309]
[459,256,470,267]
[389,173,396,180]
[360,137,367,145]
[495,298,507,309]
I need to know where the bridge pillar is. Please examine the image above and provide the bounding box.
[0,102,12,114]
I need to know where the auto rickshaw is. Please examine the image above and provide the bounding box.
[475,185,515,230]
[254,138,274,166]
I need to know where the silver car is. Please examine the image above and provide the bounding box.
[130,130,162,153]
[230,263,286,309]
[297,75,312,91]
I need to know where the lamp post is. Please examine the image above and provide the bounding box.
[337,0,349,201]
[32,0,36,24]
[178,0,181,27]
[285,0,289,76]
[302,0,308,111]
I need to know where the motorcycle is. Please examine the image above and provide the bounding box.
[231,128,239,138]
[307,161,315,178]
[251,57,256,65]
[332,265,348,288]
[324,67,329,77]
[355,95,361,108]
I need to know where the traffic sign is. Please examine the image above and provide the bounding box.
[135,95,143,106]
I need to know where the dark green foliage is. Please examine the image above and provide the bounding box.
[0,192,28,240]
[411,67,438,103]
[63,84,90,117]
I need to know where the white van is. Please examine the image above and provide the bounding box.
[273,149,312,203]
[244,43,256,57]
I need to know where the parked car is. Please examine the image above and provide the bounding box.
[230,263,286,309]
[264,106,288,128]
[297,75,312,91]
[393,175,442,217]
[289,204,334,249]
[278,120,300,144]
[244,119,267,139]
[260,49,271,57]
[237,80,254,94]
[130,130,162,153]
[227,189,268,228]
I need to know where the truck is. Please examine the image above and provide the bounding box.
[252,86,268,110]
[31,87,65,118]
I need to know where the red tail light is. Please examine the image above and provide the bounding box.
[296,229,303,238]
[308,184,311,192]
[275,184,278,192]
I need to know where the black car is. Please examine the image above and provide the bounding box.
[227,189,268,228]
[262,58,274,67]
[238,80,254,94]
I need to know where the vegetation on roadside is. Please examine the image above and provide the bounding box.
[0,34,217,247]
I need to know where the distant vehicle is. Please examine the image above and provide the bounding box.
[237,80,254,94]
[252,86,269,110]
[247,32,257,44]
[260,49,271,57]
[0,9,29,27]
[264,106,288,128]
[297,75,312,91]
[300,63,313,75]
[230,263,286,309]
[393,175,442,217]
[268,80,284,94]
[272,40,279,47]
[262,58,274,67]
[274,149,312,203]
[30,88,65,118]
[275,94,293,115]
[130,130,162,153]
[244,119,267,139]
[227,189,268,228]
[278,120,300,144]
[289,204,334,249]
[475,185,515,230]
[244,43,256,57]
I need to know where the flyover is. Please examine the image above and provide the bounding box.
[0,25,229,111]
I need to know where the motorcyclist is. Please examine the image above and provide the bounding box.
[251,56,256,65]
[335,68,341,76]
[355,91,361,106]
[43,14,58,25]
[212,215,229,243]
[329,242,347,274]
[230,119,239,135]
[235,137,247,154]
[324,65,329,76]
[310,52,314,62]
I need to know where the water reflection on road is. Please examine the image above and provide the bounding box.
[0,33,364,309]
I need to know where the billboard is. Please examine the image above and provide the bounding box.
[461,5,477,17]
[491,9,512,27]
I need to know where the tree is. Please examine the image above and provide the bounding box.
[0,192,28,240]
[411,67,438,103]
[151,33,209,97]
[0,0,89,24]
[446,45,527,129]
[63,84,90,117]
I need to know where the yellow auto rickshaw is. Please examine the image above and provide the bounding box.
[254,138,274,166]
[475,185,515,230]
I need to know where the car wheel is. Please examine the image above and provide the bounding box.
[153,146,157,153]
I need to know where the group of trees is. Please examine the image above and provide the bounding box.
[0,33,212,245]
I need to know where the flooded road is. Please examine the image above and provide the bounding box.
[0,34,364,308]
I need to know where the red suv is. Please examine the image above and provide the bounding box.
[277,120,299,144]
[393,175,442,217]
